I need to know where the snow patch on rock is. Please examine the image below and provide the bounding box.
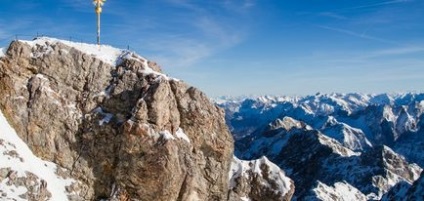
[118,51,179,81]
[0,109,78,200]
[229,156,293,196]
[93,107,114,126]
[322,116,373,151]
[160,130,175,140]
[176,128,190,143]
[318,134,360,157]
[312,181,368,201]
[21,37,122,66]
[20,37,182,83]
[0,47,5,57]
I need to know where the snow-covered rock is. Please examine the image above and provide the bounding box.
[321,116,372,151]
[404,172,424,200]
[307,181,368,201]
[0,47,5,58]
[0,110,80,200]
[228,156,294,201]
[382,171,424,201]
[22,37,122,66]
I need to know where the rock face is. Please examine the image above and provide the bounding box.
[228,156,294,201]
[382,171,424,201]
[0,109,78,201]
[0,38,236,200]
[404,172,424,200]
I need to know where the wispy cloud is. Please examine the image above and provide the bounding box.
[242,0,255,9]
[141,36,212,68]
[222,0,256,12]
[302,45,424,68]
[126,0,252,68]
[317,25,401,45]
[347,0,411,10]
[194,17,244,46]
[137,17,244,68]
[319,12,348,20]
[165,0,201,11]
[367,47,424,58]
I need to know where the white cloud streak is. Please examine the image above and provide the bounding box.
[142,35,212,68]
[319,12,348,20]
[126,0,253,68]
[347,0,411,10]
[366,47,424,58]
[317,25,401,45]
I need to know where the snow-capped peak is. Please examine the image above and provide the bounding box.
[17,37,178,82]
[321,116,373,151]
[318,134,360,157]
[270,116,306,131]
[382,105,396,122]
[21,37,123,66]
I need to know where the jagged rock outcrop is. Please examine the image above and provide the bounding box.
[382,171,424,201]
[404,171,424,200]
[305,181,368,201]
[228,156,294,201]
[232,115,422,199]
[0,38,237,200]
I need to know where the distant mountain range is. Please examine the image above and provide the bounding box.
[217,93,424,200]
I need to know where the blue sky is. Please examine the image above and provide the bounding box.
[1,0,424,97]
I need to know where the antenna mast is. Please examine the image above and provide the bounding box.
[93,0,106,46]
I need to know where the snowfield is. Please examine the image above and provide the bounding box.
[0,109,77,200]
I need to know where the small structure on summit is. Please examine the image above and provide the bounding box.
[93,0,106,45]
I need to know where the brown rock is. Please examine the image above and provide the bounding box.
[0,38,235,200]
[228,157,295,201]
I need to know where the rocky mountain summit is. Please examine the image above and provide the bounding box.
[0,37,293,201]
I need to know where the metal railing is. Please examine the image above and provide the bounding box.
[0,33,132,51]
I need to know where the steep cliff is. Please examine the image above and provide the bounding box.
[0,37,236,200]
